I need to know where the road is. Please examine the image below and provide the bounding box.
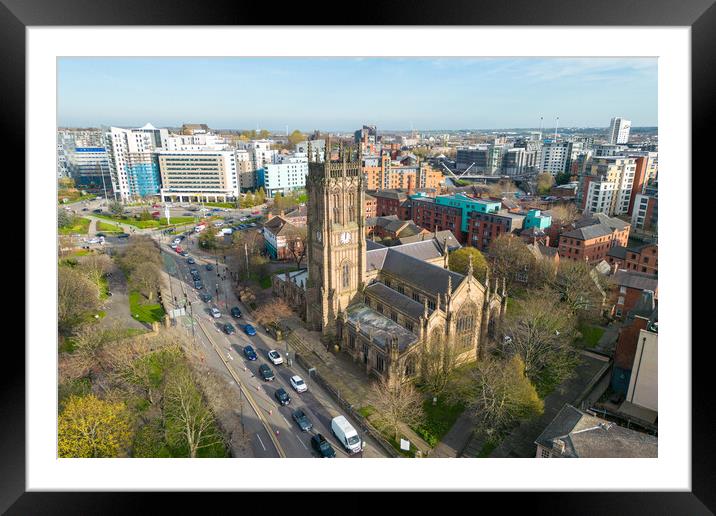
[159,231,388,459]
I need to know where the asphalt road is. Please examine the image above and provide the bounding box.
[160,234,387,459]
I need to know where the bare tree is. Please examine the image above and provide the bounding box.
[129,262,161,301]
[252,298,294,327]
[549,203,580,226]
[502,288,579,383]
[58,266,101,335]
[163,364,225,458]
[77,253,113,291]
[488,234,535,290]
[284,226,307,269]
[549,260,606,321]
[368,377,425,441]
[419,331,458,399]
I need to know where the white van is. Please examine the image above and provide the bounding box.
[331,415,362,454]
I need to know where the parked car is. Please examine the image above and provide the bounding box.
[230,306,242,318]
[180,251,189,257]
[194,281,203,290]
[117,233,129,239]
[170,243,178,249]
[243,324,257,336]
[289,375,307,393]
[311,434,336,458]
[210,307,221,318]
[199,293,212,302]
[187,257,195,264]
[331,415,362,454]
[258,364,275,382]
[274,387,291,406]
[292,409,313,432]
[223,323,236,335]
[267,349,283,366]
[243,345,257,361]
[92,208,102,213]
[205,264,214,271]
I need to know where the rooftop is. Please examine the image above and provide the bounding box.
[611,270,658,291]
[345,303,418,352]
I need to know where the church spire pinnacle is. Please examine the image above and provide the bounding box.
[467,253,474,278]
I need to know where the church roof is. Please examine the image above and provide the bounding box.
[345,303,419,352]
[364,281,430,320]
[380,247,464,295]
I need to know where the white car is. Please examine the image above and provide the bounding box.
[290,375,307,393]
[267,349,284,366]
[210,307,221,318]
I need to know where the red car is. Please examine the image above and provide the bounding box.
[175,246,183,253]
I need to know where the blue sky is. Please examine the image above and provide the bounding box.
[58,57,657,130]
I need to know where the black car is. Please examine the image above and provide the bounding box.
[274,387,291,406]
[243,345,257,361]
[92,209,102,213]
[117,233,129,239]
[187,257,195,264]
[311,434,336,458]
[205,264,214,271]
[189,268,199,275]
[199,293,212,302]
[95,233,105,238]
[258,364,275,382]
[292,409,313,432]
[230,306,242,318]
[223,323,236,335]
[194,281,203,289]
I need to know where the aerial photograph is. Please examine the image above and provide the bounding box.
[56,57,658,459]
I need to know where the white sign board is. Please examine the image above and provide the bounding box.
[165,206,171,225]
[400,439,410,451]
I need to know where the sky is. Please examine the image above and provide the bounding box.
[57,57,657,131]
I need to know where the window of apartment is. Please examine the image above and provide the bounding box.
[540,448,551,458]
[619,286,627,294]
[617,296,625,305]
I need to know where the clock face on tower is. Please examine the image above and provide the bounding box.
[340,232,352,245]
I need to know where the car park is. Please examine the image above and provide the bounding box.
[223,323,236,335]
[243,345,257,361]
[267,349,283,366]
[289,375,307,393]
[274,388,291,406]
[258,364,275,382]
[243,324,256,336]
[230,306,242,318]
[292,409,313,432]
[199,293,212,302]
[311,434,336,458]
[210,307,221,318]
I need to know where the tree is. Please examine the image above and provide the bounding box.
[368,377,425,441]
[448,247,488,280]
[284,226,307,268]
[488,234,535,289]
[164,364,225,458]
[550,260,606,321]
[108,200,124,217]
[536,173,554,195]
[137,208,153,221]
[77,253,113,291]
[501,288,579,383]
[257,129,271,139]
[58,395,133,457]
[198,229,218,250]
[555,170,572,186]
[58,266,101,334]
[252,298,294,326]
[452,355,543,436]
[549,203,580,226]
[241,192,255,209]
[254,187,266,206]
[287,129,305,147]
[129,262,161,301]
[419,331,458,398]
[58,208,73,228]
[116,236,161,274]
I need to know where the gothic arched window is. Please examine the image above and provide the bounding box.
[348,192,355,222]
[455,302,477,351]
[342,262,351,289]
[332,192,340,225]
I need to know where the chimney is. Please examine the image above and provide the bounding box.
[407,175,414,196]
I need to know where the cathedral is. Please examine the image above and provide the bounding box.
[292,139,505,386]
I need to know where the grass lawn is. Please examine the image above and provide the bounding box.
[58,217,91,235]
[577,323,605,349]
[95,214,195,230]
[96,220,125,233]
[414,397,465,447]
[204,202,236,209]
[477,436,501,457]
[129,291,166,324]
[99,276,111,300]
[58,191,97,204]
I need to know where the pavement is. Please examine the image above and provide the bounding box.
[98,260,147,331]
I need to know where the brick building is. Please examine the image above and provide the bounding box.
[467,210,525,251]
[557,213,630,263]
[609,270,658,320]
[606,243,658,275]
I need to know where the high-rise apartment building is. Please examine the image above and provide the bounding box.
[608,117,632,144]
[581,156,637,216]
[106,123,168,200]
[257,152,309,196]
[539,140,573,176]
[158,149,238,203]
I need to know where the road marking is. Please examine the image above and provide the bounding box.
[296,434,308,449]
[281,414,290,425]
[256,434,267,451]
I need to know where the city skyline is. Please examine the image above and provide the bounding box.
[58,57,657,130]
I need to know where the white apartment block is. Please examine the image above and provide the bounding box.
[583,157,637,216]
[158,150,238,203]
[106,124,168,200]
[258,152,308,196]
[540,140,573,176]
[608,117,631,144]
[238,139,277,170]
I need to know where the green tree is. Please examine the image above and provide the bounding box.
[257,129,271,139]
[58,266,101,335]
[58,208,73,228]
[108,200,124,217]
[198,229,218,250]
[287,129,305,147]
[254,187,266,205]
[555,171,572,186]
[448,247,488,280]
[536,173,555,195]
[58,395,133,457]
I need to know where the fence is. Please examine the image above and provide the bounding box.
[290,337,400,458]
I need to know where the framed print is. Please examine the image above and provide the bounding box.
[4,0,712,511]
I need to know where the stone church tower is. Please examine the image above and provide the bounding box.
[305,138,366,336]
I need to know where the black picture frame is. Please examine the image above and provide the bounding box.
[4,0,709,512]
